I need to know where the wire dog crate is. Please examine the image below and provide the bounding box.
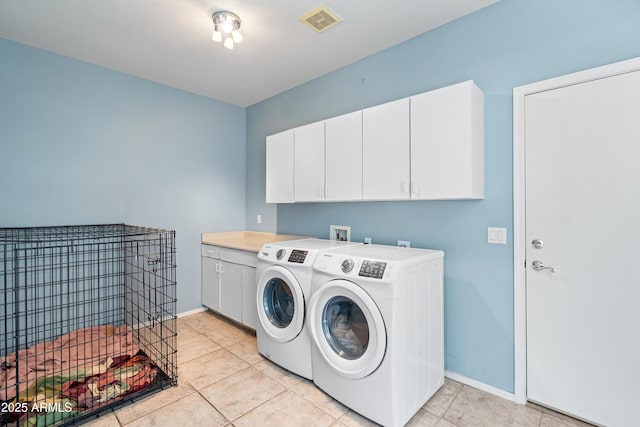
[0,224,177,426]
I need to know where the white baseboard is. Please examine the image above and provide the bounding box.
[445,370,516,403]
[177,306,208,318]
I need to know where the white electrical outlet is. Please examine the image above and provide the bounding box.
[488,227,507,244]
[397,240,410,248]
[257,214,262,224]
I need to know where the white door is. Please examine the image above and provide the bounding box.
[307,280,386,379]
[362,98,410,200]
[241,265,257,329]
[218,260,243,323]
[325,111,362,201]
[410,81,484,200]
[202,256,221,311]
[256,266,305,342]
[294,121,325,202]
[525,69,640,426]
[265,129,294,203]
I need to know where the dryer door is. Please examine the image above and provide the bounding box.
[308,279,386,379]
[257,265,305,342]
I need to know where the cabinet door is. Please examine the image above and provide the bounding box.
[202,256,220,311]
[266,130,294,203]
[325,111,362,201]
[410,80,484,199]
[294,121,325,202]
[362,98,410,200]
[241,265,257,330]
[219,261,243,323]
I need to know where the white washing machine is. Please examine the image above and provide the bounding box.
[308,244,444,427]
[256,239,362,379]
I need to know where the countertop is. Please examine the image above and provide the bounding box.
[201,231,311,253]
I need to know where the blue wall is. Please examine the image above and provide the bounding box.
[245,0,640,393]
[0,38,247,314]
[2,0,640,395]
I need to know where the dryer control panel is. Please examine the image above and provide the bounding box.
[315,253,390,280]
[359,260,387,279]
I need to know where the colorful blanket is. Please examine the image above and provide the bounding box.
[1,326,158,426]
[1,325,139,401]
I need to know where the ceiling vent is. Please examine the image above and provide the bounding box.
[299,4,343,33]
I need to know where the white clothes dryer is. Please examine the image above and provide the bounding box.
[308,244,444,427]
[256,239,361,379]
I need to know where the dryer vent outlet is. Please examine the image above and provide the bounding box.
[299,4,343,33]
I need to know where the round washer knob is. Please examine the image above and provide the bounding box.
[276,249,286,260]
[341,258,355,273]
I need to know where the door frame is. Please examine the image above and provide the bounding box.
[512,56,640,405]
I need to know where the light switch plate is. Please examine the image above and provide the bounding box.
[488,227,507,244]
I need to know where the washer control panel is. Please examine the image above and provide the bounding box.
[358,260,387,279]
[288,249,308,264]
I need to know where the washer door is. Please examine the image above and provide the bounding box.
[308,279,386,379]
[257,265,305,342]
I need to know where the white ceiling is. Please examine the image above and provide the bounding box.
[0,0,499,107]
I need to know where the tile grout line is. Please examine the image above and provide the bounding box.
[287,381,347,423]
[193,387,233,425]
[430,382,465,425]
[229,388,291,425]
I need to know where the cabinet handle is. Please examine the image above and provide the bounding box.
[325,186,330,198]
[215,263,219,273]
[318,186,324,198]
[219,263,224,274]
[401,181,410,194]
[288,190,293,201]
[411,181,419,196]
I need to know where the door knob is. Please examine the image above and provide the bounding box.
[532,260,555,273]
[531,239,544,249]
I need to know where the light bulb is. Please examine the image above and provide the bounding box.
[212,29,222,42]
[223,37,234,50]
[231,29,243,43]
[221,18,233,34]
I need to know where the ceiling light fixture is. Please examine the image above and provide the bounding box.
[212,11,242,50]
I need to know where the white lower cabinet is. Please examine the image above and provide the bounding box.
[218,260,243,323]
[241,265,257,329]
[201,255,221,311]
[201,244,258,329]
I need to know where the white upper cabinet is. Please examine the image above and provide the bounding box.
[410,80,484,199]
[294,121,325,202]
[325,111,363,201]
[362,98,410,200]
[265,80,484,203]
[265,129,294,203]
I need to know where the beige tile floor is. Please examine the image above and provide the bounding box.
[84,311,593,427]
